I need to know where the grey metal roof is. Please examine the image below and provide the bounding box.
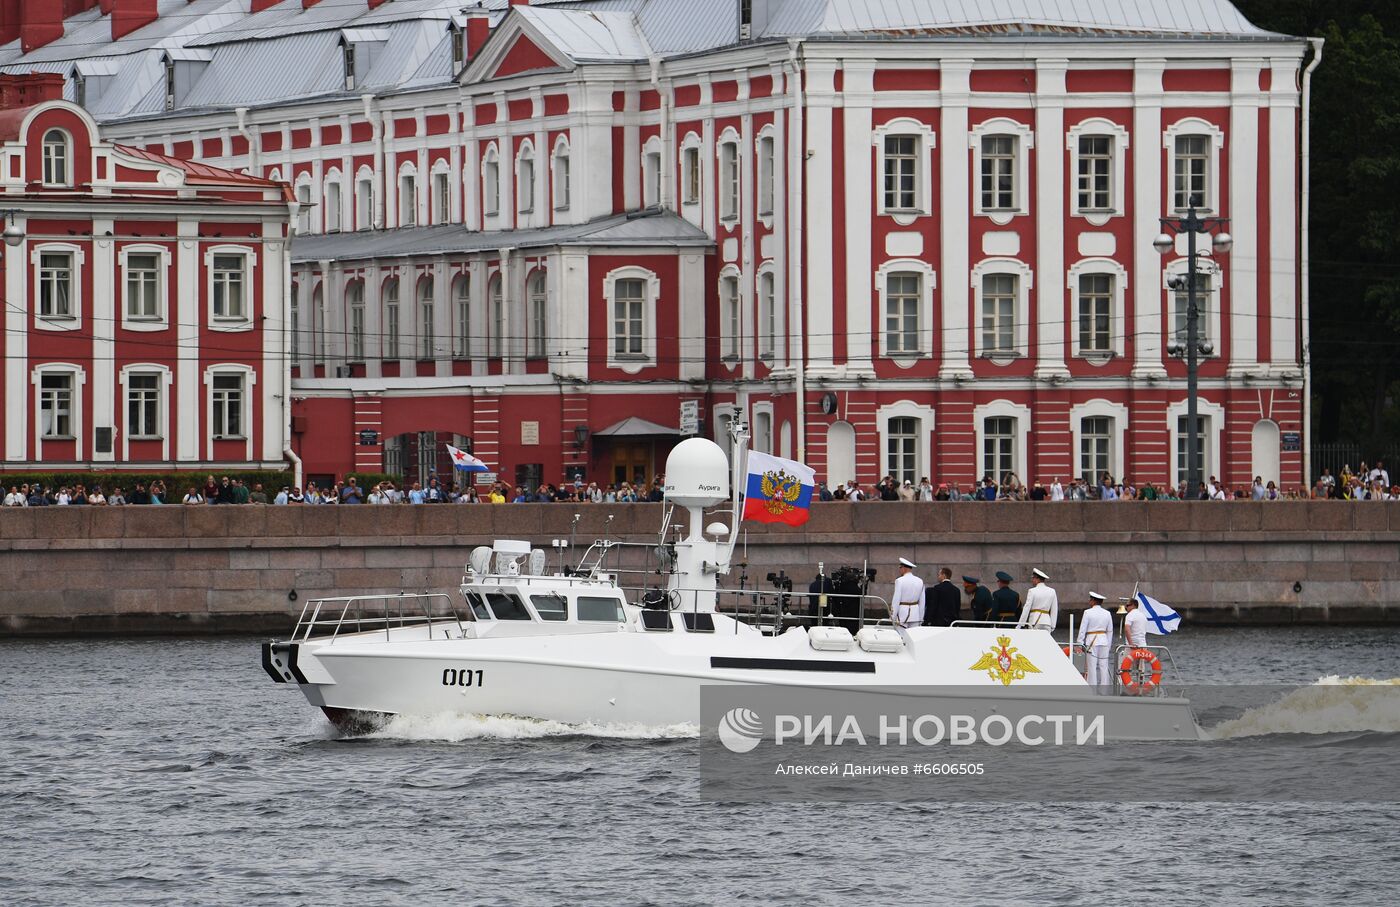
[290,210,712,264]
[514,7,652,63]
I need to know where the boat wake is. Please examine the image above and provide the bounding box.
[361,711,700,743]
[1207,676,1400,739]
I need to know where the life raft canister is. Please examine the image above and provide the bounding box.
[1119,648,1163,694]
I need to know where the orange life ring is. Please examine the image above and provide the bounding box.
[1119,648,1163,694]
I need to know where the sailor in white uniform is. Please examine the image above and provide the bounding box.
[1122,596,1148,648]
[1018,568,1058,630]
[891,558,925,628]
[1076,593,1114,692]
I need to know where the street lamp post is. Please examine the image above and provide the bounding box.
[1154,203,1231,497]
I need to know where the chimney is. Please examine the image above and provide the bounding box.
[367,0,389,9]
[250,0,279,13]
[0,72,65,108]
[96,0,116,15]
[303,0,323,10]
[111,0,157,41]
[466,15,490,59]
[18,0,63,53]
[509,0,530,6]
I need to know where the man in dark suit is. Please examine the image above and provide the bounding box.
[924,567,962,627]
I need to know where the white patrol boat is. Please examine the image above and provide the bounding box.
[262,432,1203,741]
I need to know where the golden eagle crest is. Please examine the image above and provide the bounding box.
[969,636,1041,686]
[759,469,802,516]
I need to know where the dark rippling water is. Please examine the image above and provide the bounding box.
[3,628,1400,906]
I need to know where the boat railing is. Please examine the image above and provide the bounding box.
[949,619,1024,629]
[1111,643,1182,697]
[628,585,890,634]
[292,593,463,644]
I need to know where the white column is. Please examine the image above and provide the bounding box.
[1229,59,1264,374]
[1131,60,1167,379]
[557,250,589,381]
[262,229,287,463]
[572,82,615,220]
[622,85,640,212]
[939,61,973,379]
[679,252,706,382]
[804,59,838,373]
[1034,60,1069,379]
[1268,61,1300,369]
[435,256,452,376]
[363,266,382,379]
[91,220,116,462]
[843,59,875,376]
[176,221,200,461]
[4,215,28,461]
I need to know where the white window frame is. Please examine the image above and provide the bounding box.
[482,144,501,218]
[516,140,536,215]
[680,133,702,208]
[752,403,774,455]
[1164,118,1225,214]
[974,400,1032,485]
[756,264,781,364]
[311,284,326,365]
[355,166,374,230]
[970,258,1032,360]
[1164,256,1223,359]
[203,364,257,462]
[487,273,504,358]
[875,401,937,485]
[118,363,173,461]
[873,117,936,224]
[1068,257,1128,361]
[417,276,435,360]
[551,137,571,212]
[642,136,663,208]
[1066,117,1129,225]
[120,244,170,331]
[323,170,342,233]
[123,369,164,440]
[294,176,313,234]
[347,281,366,362]
[31,363,86,460]
[756,126,777,221]
[1167,397,1225,488]
[397,163,418,227]
[431,163,452,224]
[32,243,85,330]
[452,273,470,359]
[718,266,742,365]
[970,118,1034,224]
[204,245,255,332]
[875,258,937,365]
[603,265,659,373]
[42,128,72,187]
[289,282,300,360]
[526,269,547,359]
[1070,399,1130,486]
[383,277,400,360]
[718,130,741,222]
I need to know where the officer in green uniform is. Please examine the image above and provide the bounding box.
[962,575,994,622]
[989,570,1021,623]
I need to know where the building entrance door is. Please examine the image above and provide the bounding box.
[612,442,653,486]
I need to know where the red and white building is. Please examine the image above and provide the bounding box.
[0,0,1318,491]
[0,77,293,472]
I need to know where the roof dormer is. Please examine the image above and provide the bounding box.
[339,28,390,92]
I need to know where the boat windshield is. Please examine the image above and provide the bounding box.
[462,591,490,620]
[531,593,568,622]
[486,592,532,620]
[578,596,626,622]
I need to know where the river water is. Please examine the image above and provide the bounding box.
[3,628,1399,906]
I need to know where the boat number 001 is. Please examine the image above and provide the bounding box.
[442,668,485,688]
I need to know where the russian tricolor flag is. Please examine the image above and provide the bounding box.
[742,451,815,527]
[445,444,489,472]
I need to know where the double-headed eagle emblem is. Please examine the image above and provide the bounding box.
[969,636,1041,686]
[759,468,802,516]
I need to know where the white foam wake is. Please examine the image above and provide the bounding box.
[1208,676,1400,739]
[363,711,700,743]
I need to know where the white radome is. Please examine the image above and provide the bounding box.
[663,437,730,507]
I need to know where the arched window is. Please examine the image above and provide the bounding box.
[483,145,500,217]
[551,138,570,211]
[383,278,400,360]
[311,284,325,364]
[289,283,300,359]
[324,171,343,233]
[527,270,546,358]
[295,178,313,234]
[347,282,365,361]
[517,142,535,214]
[487,274,503,357]
[398,165,417,226]
[42,129,70,186]
[418,277,435,359]
[452,274,470,358]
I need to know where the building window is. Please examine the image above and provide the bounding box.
[290,284,300,358]
[981,274,1017,355]
[211,254,246,320]
[883,136,917,211]
[296,182,312,234]
[384,279,400,359]
[682,145,700,205]
[312,285,326,365]
[517,146,535,214]
[1176,415,1210,487]
[1080,416,1112,485]
[722,274,741,360]
[980,135,1016,211]
[613,278,645,358]
[552,142,570,211]
[1174,135,1211,211]
[719,140,739,220]
[983,416,1016,482]
[643,147,662,207]
[453,275,469,358]
[432,170,450,224]
[756,134,775,217]
[347,282,365,361]
[399,172,416,226]
[884,272,921,356]
[127,373,161,439]
[1172,273,1213,347]
[418,278,435,359]
[42,130,70,186]
[483,148,500,217]
[1077,136,1112,212]
[325,179,342,233]
[342,41,356,90]
[211,374,244,439]
[125,252,161,320]
[40,373,73,438]
[1078,273,1112,354]
[488,274,503,357]
[356,175,373,230]
[757,271,776,360]
[39,252,74,318]
[527,271,546,359]
[887,416,918,485]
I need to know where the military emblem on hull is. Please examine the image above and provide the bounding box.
[970,636,1041,686]
[758,469,802,518]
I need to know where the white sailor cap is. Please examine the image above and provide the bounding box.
[1088,591,1106,602]
[1032,568,1049,581]
[899,557,916,569]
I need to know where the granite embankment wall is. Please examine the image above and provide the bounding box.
[1,502,1399,635]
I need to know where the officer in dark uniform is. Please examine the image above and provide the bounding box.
[963,575,993,621]
[924,567,962,627]
[989,571,1021,623]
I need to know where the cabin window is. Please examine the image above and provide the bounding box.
[531,594,569,622]
[485,592,531,620]
[462,591,491,620]
[578,596,626,622]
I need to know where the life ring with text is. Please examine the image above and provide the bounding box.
[1119,648,1163,694]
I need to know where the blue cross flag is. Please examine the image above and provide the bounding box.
[1137,592,1182,635]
